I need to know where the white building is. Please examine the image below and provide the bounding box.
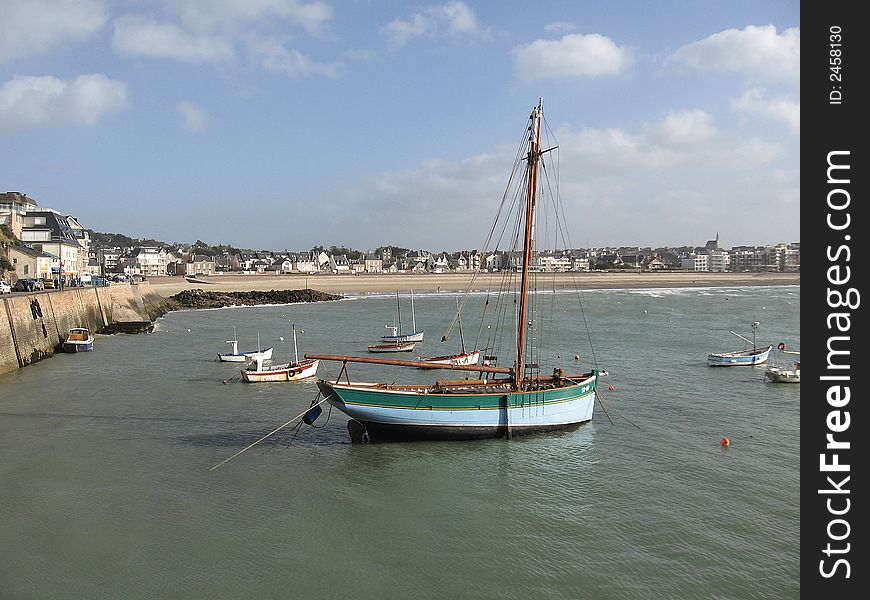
[681,253,709,271]
[20,210,85,282]
[707,250,731,272]
[126,247,171,277]
[1,192,39,238]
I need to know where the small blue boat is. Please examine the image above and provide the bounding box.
[707,321,771,366]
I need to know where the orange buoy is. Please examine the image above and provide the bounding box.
[721,436,730,447]
[608,385,615,391]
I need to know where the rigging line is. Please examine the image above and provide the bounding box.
[488,187,524,355]
[550,175,602,370]
[208,394,330,472]
[536,150,565,369]
[446,134,530,340]
[472,293,490,353]
[597,394,641,430]
[594,391,615,426]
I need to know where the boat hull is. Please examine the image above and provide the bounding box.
[707,345,772,366]
[419,351,481,367]
[218,347,274,362]
[368,342,416,353]
[62,340,94,352]
[241,359,319,382]
[765,366,800,383]
[317,375,597,441]
[381,331,424,343]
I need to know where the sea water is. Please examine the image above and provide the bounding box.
[0,285,800,599]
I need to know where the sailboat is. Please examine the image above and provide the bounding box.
[707,321,772,366]
[307,99,602,441]
[765,342,800,383]
[217,327,273,362]
[241,324,319,382]
[381,290,424,343]
[419,299,481,367]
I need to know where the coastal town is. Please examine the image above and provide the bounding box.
[2,191,800,291]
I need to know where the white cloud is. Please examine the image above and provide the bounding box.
[112,6,341,77]
[666,25,799,83]
[168,0,334,36]
[0,0,107,64]
[382,1,489,48]
[732,88,800,133]
[0,74,129,134]
[648,109,719,148]
[512,34,631,82]
[247,36,343,78]
[316,110,793,249]
[544,22,577,34]
[113,16,235,64]
[177,101,209,132]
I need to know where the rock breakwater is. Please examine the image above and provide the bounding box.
[168,288,343,310]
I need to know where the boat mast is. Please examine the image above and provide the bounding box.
[410,289,416,333]
[396,290,403,335]
[516,98,543,390]
[456,299,466,354]
[292,323,299,363]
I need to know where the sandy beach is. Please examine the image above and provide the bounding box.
[144,271,799,298]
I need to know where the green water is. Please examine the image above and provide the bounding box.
[0,286,800,599]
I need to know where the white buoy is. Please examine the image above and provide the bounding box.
[279,336,284,342]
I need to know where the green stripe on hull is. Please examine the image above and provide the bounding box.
[326,379,596,411]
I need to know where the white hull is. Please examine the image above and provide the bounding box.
[241,359,319,382]
[765,366,800,383]
[419,350,481,367]
[218,347,274,363]
[381,331,424,343]
[368,342,416,353]
[707,345,772,366]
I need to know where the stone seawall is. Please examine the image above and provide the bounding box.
[0,283,168,376]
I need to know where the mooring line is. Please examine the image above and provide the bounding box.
[594,392,614,426]
[209,393,327,472]
[596,392,640,429]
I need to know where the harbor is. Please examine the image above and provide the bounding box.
[0,284,800,598]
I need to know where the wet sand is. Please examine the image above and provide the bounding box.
[145,271,799,297]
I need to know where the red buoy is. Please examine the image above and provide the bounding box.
[721,436,730,447]
[608,385,615,391]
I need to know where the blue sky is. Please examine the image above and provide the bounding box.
[1,0,799,251]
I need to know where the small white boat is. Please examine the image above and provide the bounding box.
[765,343,800,383]
[368,341,417,353]
[708,322,771,366]
[419,300,480,366]
[419,350,481,367]
[380,290,424,343]
[63,327,94,352]
[217,327,273,363]
[240,324,318,382]
[241,357,320,382]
